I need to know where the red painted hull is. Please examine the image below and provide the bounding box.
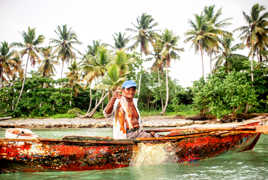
[0,130,261,173]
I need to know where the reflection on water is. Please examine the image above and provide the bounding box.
[0,128,268,180]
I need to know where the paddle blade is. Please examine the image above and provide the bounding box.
[256,125,268,135]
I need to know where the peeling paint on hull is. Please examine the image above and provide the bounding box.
[0,131,261,173]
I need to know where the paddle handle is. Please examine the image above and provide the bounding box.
[146,125,268,135]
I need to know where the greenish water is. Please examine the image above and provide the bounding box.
[0,128,268,180]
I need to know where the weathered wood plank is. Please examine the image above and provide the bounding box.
[0,116,12,121]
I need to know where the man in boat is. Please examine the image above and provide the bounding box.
[103,80,154,139]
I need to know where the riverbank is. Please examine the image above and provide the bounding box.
[0,115,267,129]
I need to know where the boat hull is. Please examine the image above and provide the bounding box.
[0,132,261,173]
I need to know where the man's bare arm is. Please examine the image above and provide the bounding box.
[103,89,121,115]
[104,97,117,114]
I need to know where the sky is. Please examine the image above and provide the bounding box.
[0,0,267,87]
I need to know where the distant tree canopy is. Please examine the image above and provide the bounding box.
[0,3,267,118]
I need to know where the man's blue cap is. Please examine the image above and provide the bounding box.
[122,80,137,89]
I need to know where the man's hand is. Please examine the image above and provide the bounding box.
[112,89,122,100]
[104,88,121,115]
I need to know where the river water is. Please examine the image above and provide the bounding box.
[0,128,268,180]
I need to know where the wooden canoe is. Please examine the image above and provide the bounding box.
[0,122,262,173]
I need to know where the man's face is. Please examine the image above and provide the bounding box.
[122,87,136,99]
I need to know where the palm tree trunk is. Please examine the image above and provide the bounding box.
[200,44,205,78]
[161,65,169,115]
[209,54,212,73]
[83,91,109,118]
[15,55,30,110]
[0,71,3,89]
[86,87,92,113]
[101,97,104,111]
[250,41,254,82]
[137,53,144,99]
[70,90,73,107]
[158,70,164,110]
[61,60,64,80]
[137,72,142,98]
[250,54,254,82]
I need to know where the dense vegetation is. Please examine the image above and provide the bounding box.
[0,3,267,119]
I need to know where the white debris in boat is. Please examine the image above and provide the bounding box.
[5,128,38,139]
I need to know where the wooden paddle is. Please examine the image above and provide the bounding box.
[146,125,268,136]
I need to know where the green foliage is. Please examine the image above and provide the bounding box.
[51,113,77,118]
[92,111,105,119]
[251,64,268,112]
[174,105,199,117]
[1,6,267,120]
[0,75,90,117]
[192,70,259,118]
[140,111,177,117]
[137,71,194,113]
[67,108,83,116]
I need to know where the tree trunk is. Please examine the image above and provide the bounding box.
[61,60,64,80]
[82,91,109,118]
[15,55,30,110]
[161,65,169,115]
[244,104,250,114]
[137,70,142,98]
[200,44,205,78]
[250,41,254,82]
[250,54,254,82]
[101,97,104,111]
[137,53,144,99]
[259,51,263,63]
[210,53,212,73]
[158,70,164,110]
[70,90,73,107]
[86,87,92,113]
[0,72,3,89]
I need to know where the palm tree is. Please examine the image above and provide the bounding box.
[87,51,131,118]
[159,29,184,114]
[84,40,107,57]
[185,14,216,78]
[127,13,158,97]
[203,5,232,72]
[151,33,165,109]
[112,32,129,50]
[111,50,134,76]
[81,46,110,84]
[38,46,58,77]
[214,35,246,72]
[204,5,232,29]
[13,27,44,109]
[50,24,81,80]
[81,46,111,115]
[127,13,158,54]
[66,60,81,106]
[236,3,268,81]
[81,40,106,113]
[185,6,231,78]
[0,41,20,88]
[10,59,23,83]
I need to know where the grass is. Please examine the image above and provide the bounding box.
[49,108,197,119]
[141,105,199,117]
[51,113,77,118]
[93,112,105,119]
[0,111,12,117]
[175,109,199,117]
[1,105,199,119]
[140,111,177,116]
